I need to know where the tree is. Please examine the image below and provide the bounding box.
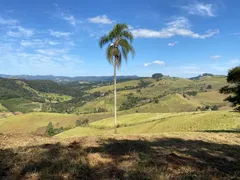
[46,122,55,136]
[152,73,163,79]
[99,23,135,133]
[220,66,240,111]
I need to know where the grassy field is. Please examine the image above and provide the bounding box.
[191,90,228,106]
[56,111,240,138]
[0,112,114,134]
[1,133,239,179]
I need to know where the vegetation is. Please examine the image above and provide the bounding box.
[120,93,139,110]
[152,73,163,79]
[220,66,240,111]
[99,23,135,132]
[75,118,89,127]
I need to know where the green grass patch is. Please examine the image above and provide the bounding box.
[57,111,240,138]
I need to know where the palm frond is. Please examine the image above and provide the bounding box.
[106,45,113,65]
[109,23,129,40]
[118,39,135,58]
[120,31,134,42]
[121,46,128,63]
[99,35,110,48]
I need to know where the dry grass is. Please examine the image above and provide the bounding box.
[0,133,239,179]
[0,112,114,134]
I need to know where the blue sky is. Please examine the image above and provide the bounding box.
[0,0,239,77]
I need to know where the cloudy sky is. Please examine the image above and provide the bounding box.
[0,0,239,77]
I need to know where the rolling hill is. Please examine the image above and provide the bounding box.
[56,111,240,138]
[0,74,229,115]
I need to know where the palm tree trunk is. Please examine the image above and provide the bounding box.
[114,58,117,134]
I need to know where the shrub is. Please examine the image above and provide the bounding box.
[46,122,55,136]
[207,85,212,89]
[75,118,89,127]
[186,91,198,96]
[46,122,67,136]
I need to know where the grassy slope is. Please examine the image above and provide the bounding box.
[19,80,72,103]
[88,79,152,93]
[0,103,8,112]
[84,76,228,114]
[191,91,228,106]
[118,111,239,134]
[56,111,240,138]
[132,94,201,113]
[0,112,114,133]
[0,98,41,113]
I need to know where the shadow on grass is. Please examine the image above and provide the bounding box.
[198,129,240,133]
[0,137,240,179]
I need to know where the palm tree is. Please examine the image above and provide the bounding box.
[99,23,135,133]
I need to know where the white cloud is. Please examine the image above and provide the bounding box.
[7,26,34,38]
[181,2,216,17]
[0,42,83,76]
[132,17,219,39]
[48,41,59,45]
[210,55,221,59]
[36,49,67,56]
[168,41,178,46]
[62,14,76,26]
[49,30,71,38]
[88,15,113,24]
[0,16,18,25]
[20,39,59,47]
[53,3,76,26]
[144,61,165,67]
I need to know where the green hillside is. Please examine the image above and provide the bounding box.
[56,111,240,138]
[0,75,229,114]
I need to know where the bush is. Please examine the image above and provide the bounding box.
[97,108,107,113]
[186,91,198,96]
[207,85,212,89]
[46,122,67,136]
[211,105,219,111]
[75,118,89,127]
[46,122,55,136]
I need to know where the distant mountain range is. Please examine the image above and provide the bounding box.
[0,74,139,83]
